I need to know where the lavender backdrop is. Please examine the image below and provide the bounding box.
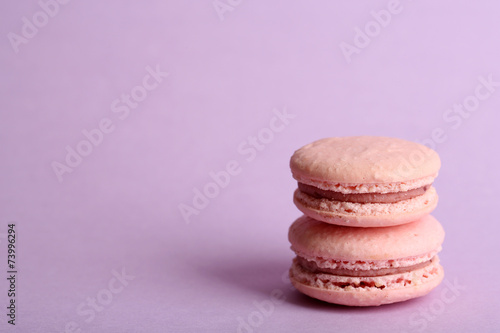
[1,1,499,332]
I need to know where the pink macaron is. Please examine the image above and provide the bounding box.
[288,214,445,306]
[290,136,440,227]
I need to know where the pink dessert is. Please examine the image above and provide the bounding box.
[290,136,441,227]
[288,215,445,306]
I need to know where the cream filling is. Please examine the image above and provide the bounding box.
[290,256,442,290]
[292,174,437,194]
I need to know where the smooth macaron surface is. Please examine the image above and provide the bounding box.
[290,136,440,186]
[289,215,444,261]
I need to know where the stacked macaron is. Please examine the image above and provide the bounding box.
[287,137,444,306]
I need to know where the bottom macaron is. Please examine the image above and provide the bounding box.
[288,215,445,306]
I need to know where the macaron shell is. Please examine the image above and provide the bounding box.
[293,187,438,227]
[290,136,441,184]
[290,264,444,306]
[288,215,444,261]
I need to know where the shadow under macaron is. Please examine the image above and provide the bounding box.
[197,255,293,298]
[194,253,444,318]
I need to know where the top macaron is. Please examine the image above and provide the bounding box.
[290,136,440,227]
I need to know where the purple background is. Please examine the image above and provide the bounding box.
[1,1,499,332]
